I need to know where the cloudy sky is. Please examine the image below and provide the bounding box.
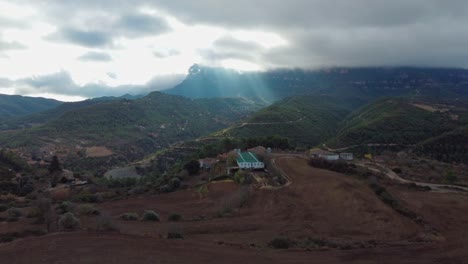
[1,0,468,101]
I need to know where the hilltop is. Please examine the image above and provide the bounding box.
[0,94,62,119]
[165,65,468,102]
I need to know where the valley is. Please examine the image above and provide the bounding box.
[0,66,467,264]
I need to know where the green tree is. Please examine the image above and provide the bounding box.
[444,169,458,184]
[48,155,62,174]
[183,160,200,175]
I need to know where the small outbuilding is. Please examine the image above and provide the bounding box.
[198,158,219,169]
[339,153,354,161]
[309,148,339,161]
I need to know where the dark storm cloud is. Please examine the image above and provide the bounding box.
[147,0,468,68]
[12,71,184,98]
[41,3,171,47]
[9,0,468,67]
[117,12,170,37]
[78,51,113,62]
[52,28,113,47]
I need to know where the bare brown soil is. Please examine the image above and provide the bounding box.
[86,146,114,157]
[1,157,468,263]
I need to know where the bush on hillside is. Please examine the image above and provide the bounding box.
[269,238,290,249]
[167,213,182,222]
[142,210,160,221]
[119,212,139,221]
[183,160,200,175]
[58,213,80,231]
[76,204,100,215]
[6,207,22,218]
[57,201,74,214]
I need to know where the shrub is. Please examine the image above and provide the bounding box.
[58,201,74,214]
[168,213,182,222]
[71,191,103,203]
[183,160,200,175]
[76,204,100,215]
[58,212,80,231]
[7,207,22,218]
[159,184,173,193]
[119,212,139,221]
[270,238,290,249]
[444,170,458,184]
[142,210,160,221]
[0,204,8,212]
[233,170,250,185]
[26,207,41,218]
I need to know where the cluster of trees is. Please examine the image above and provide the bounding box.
[197,136,290,158]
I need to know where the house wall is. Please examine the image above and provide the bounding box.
[320,154,339,161]
[340,153,353,160]
[238,162,264,169]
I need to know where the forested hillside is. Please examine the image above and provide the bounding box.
[215,95,353,147]
[0,92,261,170]
[326,98,468,149]
[0,94,62,118]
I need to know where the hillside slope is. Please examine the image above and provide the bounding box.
[416,125,468,163]
[0,94,145,131]
[0,92,261,170]
[0,94,62,118]
[215,95,353,147]
[327,98,468,149]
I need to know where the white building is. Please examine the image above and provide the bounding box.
[309,148,340,161]
[236,152,265,169]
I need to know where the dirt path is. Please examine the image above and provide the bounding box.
[357,161,468,193]
[259,157,293,190]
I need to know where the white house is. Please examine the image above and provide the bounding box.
[236,152,264,169]
[309,148,340,161]
[339,153,354,161]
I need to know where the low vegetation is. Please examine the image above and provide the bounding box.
[142,211,160,221]
[269,238,290,249]
[58,213,80,231]
[119,213,139,221]
[76,204,100,216]
[167,213,182,222]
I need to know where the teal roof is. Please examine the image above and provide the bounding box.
[236,152,261,163]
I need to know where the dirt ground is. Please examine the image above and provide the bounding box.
[1,157,468,263]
